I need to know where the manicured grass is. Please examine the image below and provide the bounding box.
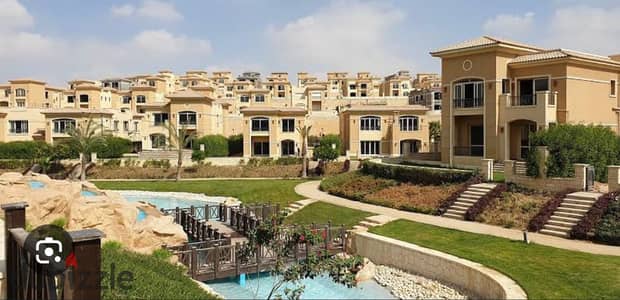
[94,179,306,206]
[370,220,620,299]
[101,242,217,300]
[285,202,373,228]
[492,171,505,182]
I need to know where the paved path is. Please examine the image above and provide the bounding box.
[295,181,620,256]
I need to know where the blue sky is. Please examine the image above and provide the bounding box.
[1,0,619,85]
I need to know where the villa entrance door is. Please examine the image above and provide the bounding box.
[470,126,483,156]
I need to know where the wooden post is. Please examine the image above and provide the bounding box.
[66,228,105,300]
[256,245,261,274]
[235,242,241,276]
[190,246,197,279]
[340,225,346,252]
[2,202,28,300]
[324,224,329,253]
[214,246,220,279]
[175,206,180,223]
[205,204,209,221]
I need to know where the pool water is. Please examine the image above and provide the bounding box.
[208,273,395,299]
[28,180,45,189]
[117,191,225,211]
[136,209,147,222]
[81,190,98,197]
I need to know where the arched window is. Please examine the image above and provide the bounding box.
[178,111,197,125]
[399,116,419,131]
[15,88,26,97]
[360,116,381,131]
[150,134,167,149]
[251,117,269,132]
[453,78,484,108]
[53,119,76,133]
[136,95,146,103]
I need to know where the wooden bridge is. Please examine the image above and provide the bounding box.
[161,202,347,281]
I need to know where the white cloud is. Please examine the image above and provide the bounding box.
[0,0,34,31]
[110,4,135,17]
[265,0,414,75]
[546,5,620,54]
[111,0,182,21]
[483,12,535,39]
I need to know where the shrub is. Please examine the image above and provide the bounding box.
[228,134,243,156]
[51,142,79,160]
[0,159,32,169]
[312,134,342,161]
[527,189,576,232]
[361,161,473,185]
[275,156,302,165]
[528,124,620,181]
[593,197,620,245]
[51,217,67,228]
[191,150,206,162]
[0,141,48,159]
[93,136,132,159]
[464,184,508,221]
[142,159,171,169]
[124,159,139,167]
[247,157,274,167]
[193,135,229,157]
[102,159,122,167]
[571,192,617,240]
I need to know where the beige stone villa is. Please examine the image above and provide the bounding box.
[0,71,441,158]
[431,36,620,167]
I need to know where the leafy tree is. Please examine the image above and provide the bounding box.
[165,123,196,181]
[66,118,106,181]
[297,125,312,178]
[239,212,362,299]
[429,121,441,143]
[312,134,342,161]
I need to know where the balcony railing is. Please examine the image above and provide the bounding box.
[511,94,536,106]
[454,145,484,157]
[453,98,483,108]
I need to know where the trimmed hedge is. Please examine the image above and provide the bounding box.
[312,134,342,161]
[436,176,482,215]
[93,136,133,159]
[464,183,508,221]
[0,141,50,159]
[594,197,620,245]
[570,192,617,240]
[361,161,473,185]
[527,189,576,232]
[0,159,33,169]
[193,135,229,157]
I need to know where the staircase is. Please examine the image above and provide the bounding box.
[514,161,527,175]
[443,183,497,220]
[285,199,317,215]
[493,161,505,173]
[352,215,397,231]
[540,192,601,238]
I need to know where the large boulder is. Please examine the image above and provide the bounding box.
[0,173,187,253]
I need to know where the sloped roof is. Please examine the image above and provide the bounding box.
[509,49,620,66]
[344,105,428,113]
[431,36,543,55]
[167,89,208,99]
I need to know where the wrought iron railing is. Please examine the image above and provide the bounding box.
[453,98,483,108]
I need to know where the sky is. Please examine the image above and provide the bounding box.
[1,0,620,86]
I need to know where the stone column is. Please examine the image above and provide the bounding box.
[504,160,514,183]
[608,166,620,192]
[574,164,588,191]
[536,146,548,178]
[481,158,494,181]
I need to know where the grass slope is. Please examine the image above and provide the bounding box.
[285,202,373,228]
[370,220,620,299]
[94,179,306,205]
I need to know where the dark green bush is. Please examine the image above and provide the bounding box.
[361,161,473,185]
[0,141,48,159]
[95,136,133,159]
[594,197,620,245]
[228,134,243,156]
[528,124,620,181]
[51,142,79,160]
[142,159,171,169]
[193,135,228,157]
[313,134,342,161]
[0,159,32,169]
[102,159,122,167]
[191,150,206,162]
[275,156,302,165]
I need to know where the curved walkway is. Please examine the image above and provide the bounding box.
[295,181,620,256]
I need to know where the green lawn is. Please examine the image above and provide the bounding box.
[370,220,620,299]
[492,171,505,182]
[94,179,306,206]
[285,202,373,228]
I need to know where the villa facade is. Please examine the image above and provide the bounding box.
[0,71,441,158]
[431,36,620,167]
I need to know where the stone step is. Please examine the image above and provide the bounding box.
[471,183,498,189]
[456,197,478,203]
[446,208,466,215]
[453,200,475,207]
[540,228,569,238]
[461,191,486,197]
[567,192,602,201]
[443,213,464,220]
[468,187,492,193]
[560,203,592,210]
[555,211,586,219]
[352,225,368,231]
[459,194,481,200]
[364,215,396,225]
[543,224,572,232]
[358,221,378,228]
[556,206,589,214]
[547,219,578,227]
[562,198,596,206]
[289,203,304,208]
[451,203,471,210]
[549,215,581,223]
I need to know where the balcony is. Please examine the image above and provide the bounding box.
[501,91,557,126]
[453,98,483,109]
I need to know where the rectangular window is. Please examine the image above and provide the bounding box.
[16,99,25,107]
[277,85,285,91]
[122,96,131,104]
[237,85,244,90]
[278,92,285,98]
[251,118,269,131]
[399,117,419,131]
[123,121,129,131]
[349,92,356,97]
[282,119,295,132]
[349,84,356,90]
[360,141,380,155]
[392,83,399,89]
[311,91,322,100]
[4,89,9,97]
[45,91,49,99]
[227,86,233,91]
[153,113,169,126]
[255,95,265,102]
[53,119,75,133]
[67,96,74,103]
[134,122,139,132]
[502,79,510,94]
[612,80,617,96]
[113,120,119,131]
[360,83,367,89]
[360,117,381,131]
[240,95,250,102]
[178,112,196,125]
[9,120,28,135]
[360,92,367,97]
[79,95,89,103]
[253,141,270,156]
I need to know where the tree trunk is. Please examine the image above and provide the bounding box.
[176,148,182,181]
[80,152,87,181]
[301,133,308,178]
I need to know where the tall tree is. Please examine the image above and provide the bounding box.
[296,125,312,178]
[165,123,196,181]
[66,118,106,181]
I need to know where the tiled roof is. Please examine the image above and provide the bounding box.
[345,105,428,112]
[509,49,620,65]
[240,107,307,114]
[167,89,207,98]
[41,108,115,115]
[431,36,543,55]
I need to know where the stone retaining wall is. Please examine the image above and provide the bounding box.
[351,231,527,300]
[504,160,586,192]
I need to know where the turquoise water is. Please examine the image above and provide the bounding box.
[118,191,221,211]
[81,190,97,197]
[28,180,45,189]
[136,209,147,222]
[208,273,395,299]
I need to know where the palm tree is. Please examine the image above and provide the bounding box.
[165,122,196,181]
[66,118,106,181]
[296,125,312,178]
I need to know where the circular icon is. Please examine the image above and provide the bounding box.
[24,224,74,276]
[462,59,473,71]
